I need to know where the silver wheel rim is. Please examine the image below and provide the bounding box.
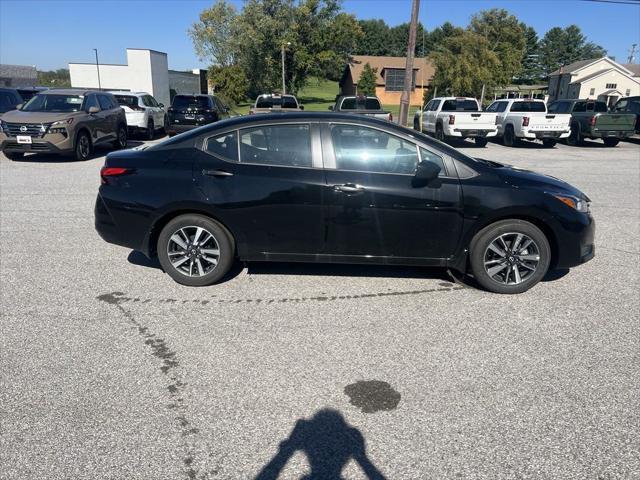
[483,232,540,285]
[167,226,220,277]
[78,136,89,158]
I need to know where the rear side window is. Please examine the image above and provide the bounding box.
[331,125,418,175]
[510,101,546,113]
[441,99,479,111]
[205,132,238,161]
[240,124,311,167]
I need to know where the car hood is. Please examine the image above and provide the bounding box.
[0,110,79,124]
[483,160,590,201]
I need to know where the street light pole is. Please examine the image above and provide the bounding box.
[281,42,290,95]
[93,48,101,90]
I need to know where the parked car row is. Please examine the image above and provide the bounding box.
[414,96,638,148]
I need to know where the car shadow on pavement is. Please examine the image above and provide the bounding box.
[254,409,386,480]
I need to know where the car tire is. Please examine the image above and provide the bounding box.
[162,115,169,134]
[435,124,445,142]
[469,219,551,294]
[542,139,557,148]
[146,120,154,141]
[413,117,420,131]
[503,125,517,147]
[73,131,92,161]
[4,151,25,160]
[603,138,620,147]
[157,214,235,287]
[113,124,127,150]
[475,137,488,147]
[566,122,582,146]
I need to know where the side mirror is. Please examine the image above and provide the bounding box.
[88,106,100,114]
[328,105,334,111]
[413,160,441,186]
[299,105,304,110]
[158,103,164,108]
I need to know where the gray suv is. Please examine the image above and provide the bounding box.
[0,89,127,161]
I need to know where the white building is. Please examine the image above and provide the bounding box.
[69,48,206,108]
[548,57,640,106]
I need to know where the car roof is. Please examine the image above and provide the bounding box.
[108,91,150,97]
[174,93,211,97]
[40,88,110,96]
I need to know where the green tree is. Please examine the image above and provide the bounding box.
[37,69,71,87]
[208,65,248,106]
[469,8,526,86]
[423,22,464,56]
[429,31,500,97]
[188,0,239,67]
[517,24,543,84]
[354,19,390,56]
[356,62,377,95]
[538,25,606,75]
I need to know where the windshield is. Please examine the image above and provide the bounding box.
[510,101,546,113]
[172,96,210,110]
[256,96,298,108]
[22,94,84,112]
[114,95,139,107]
[441,99,479,111]
[340,97,382,110]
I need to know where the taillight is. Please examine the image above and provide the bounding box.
[522,116,530,127]
[100,166,132,184]
[388,112,393,122]
[589,116,596,126]
[448,114,455,125]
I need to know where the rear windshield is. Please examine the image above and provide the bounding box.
[172,96,210,109]
[255,95,298,109]
[22,94,84,112]
[510,101,546,113]
[114,95,139,107]
[340,97,382,110]
[441,99,479,111]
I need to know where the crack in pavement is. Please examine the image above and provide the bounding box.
[97,292,210,480]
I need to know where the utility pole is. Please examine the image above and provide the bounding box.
[281,42,291,95]
[93,48,101,90]
[399,0,419,126]
[628,43,637,64]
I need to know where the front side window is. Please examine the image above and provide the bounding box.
[240,124,311,167]
[22,94,84,112]
[206,132,238,161]
[98,95,113,110]
[84,94,99,111]
[331,125,418,175]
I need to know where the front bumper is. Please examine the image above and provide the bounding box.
[0,134,74,154]
[554,213,595,269]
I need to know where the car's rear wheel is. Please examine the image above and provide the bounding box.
[475,137,488,147]
[503,125,517,147]
[146,120,154,140]
[566,122,582,146]
[73,131,92,161]
[603,138,619,147]
[469,219,551,294]
[157,214,235,287]
[113,124,127,149]
[542,139,557,148]
[4,151,24,160]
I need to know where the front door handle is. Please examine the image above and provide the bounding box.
[203,169,233,177]
[333,183,365,194]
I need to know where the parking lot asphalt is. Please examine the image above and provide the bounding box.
[1,136,639,480]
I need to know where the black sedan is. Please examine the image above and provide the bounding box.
[95,113,594,294]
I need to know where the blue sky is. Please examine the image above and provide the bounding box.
[1,0,639,71]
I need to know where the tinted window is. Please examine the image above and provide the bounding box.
[548,102,570,114]
[419,147,446,175]
[98,95,113,110]
[441,99,479,112]
[0,91,20,112]
[510,101,546,113]
[240,124,311,167]
[593,102,607,112]
[255,95,298,109]
[431,99,441,111]
[114,95,139,107]
[147,95,159,107]
[205,132,238,161]
[573,102,586,113]
[22,94,84,112]
[171,96,210,110]
[614,100,628,111]
[628,100,640,114]
[331,125,418,175]
[340,97,382,110]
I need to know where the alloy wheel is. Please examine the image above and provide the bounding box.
[118,127,127,148]
[483,232,540,285]
[78,135,90,159]
[166,226,220,277]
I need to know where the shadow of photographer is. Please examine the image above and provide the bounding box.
[255,408,386,480]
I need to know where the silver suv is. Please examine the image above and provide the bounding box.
[0,89,127,161]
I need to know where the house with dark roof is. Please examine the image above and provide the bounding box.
[548,57,640,106]
[0,64,37,88]
[339,55,434,106]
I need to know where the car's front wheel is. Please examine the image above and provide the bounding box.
[503,125,518,147]
[146,120,155,140]
[469,219,551,294]
[73,131,92,161]
[157,214,235,286]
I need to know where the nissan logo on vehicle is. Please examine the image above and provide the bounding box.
[20,126,27,132]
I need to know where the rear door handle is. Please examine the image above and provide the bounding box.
[203,169,233,177]
[333,183,365,194]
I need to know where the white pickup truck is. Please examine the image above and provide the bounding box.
[487,98,571,147]
[414,97,497,147]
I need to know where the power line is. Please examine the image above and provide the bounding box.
[579,0,640,5]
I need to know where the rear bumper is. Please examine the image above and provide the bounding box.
[521,130,571,140]
[94,193,149,254]
[448,128,498,138]
[588,129,634,139]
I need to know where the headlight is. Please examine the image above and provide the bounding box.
[0,120,7,133]
[550,193,590,213]
[50,118,74,128]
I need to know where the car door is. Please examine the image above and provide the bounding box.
[194,122,326,258]
[322,122,463,260]
[97,94,118,142]
[83,94,106,143]
[146,95,164,127]
[491,101,508,134]
[426,99,440,132]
